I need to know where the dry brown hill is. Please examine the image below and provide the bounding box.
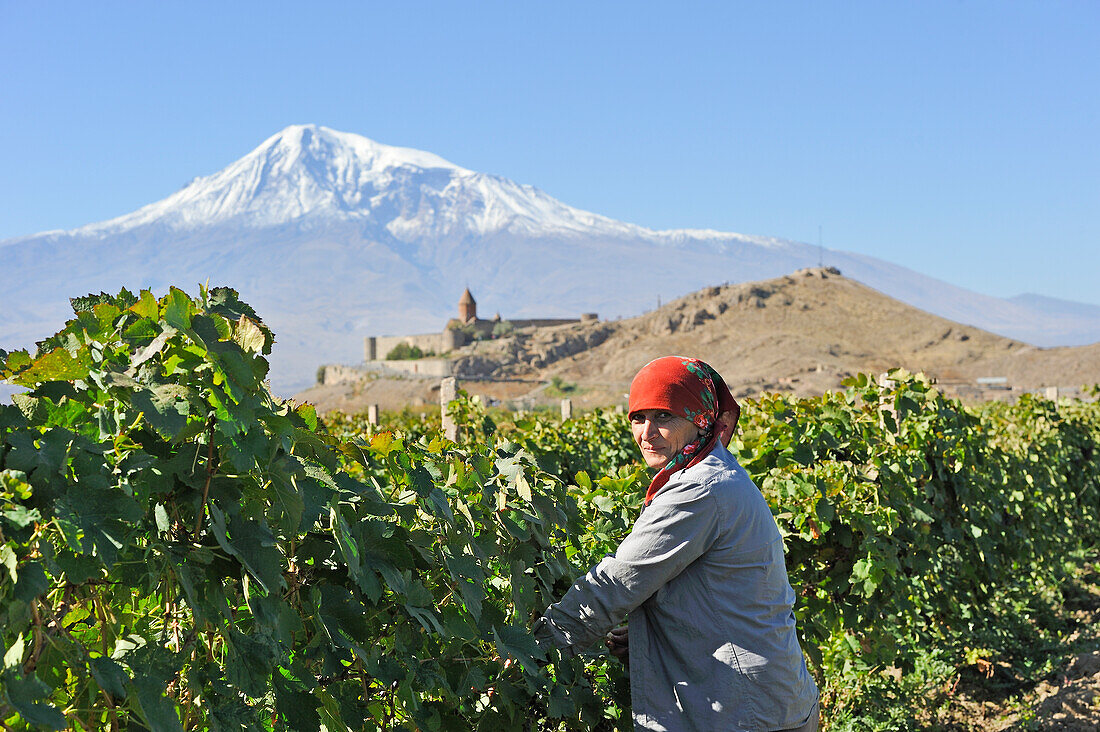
[295,268,1100,413]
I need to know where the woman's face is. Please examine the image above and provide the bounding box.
[630,409,701,470]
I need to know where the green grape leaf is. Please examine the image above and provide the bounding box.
[316,585,372,652]
[2,348,33,374]
[129,289,160,319]
[89,656,130,699]
[0,668,66,729]
[225,626,277,697]
[2,634,24,669]
[492,624,545,673]
[129,326,175,370]
[131,383,193,440]
[225,512,285,594]
[162,287,195,331]
[331,510,382,603]
[2,503,40,529]
[54,487,142,568]
[9,346,90,386]
[70,292,117,313]
[273,671,321,731]
[12,560,49,603]
[0,545,17,583]
[443,550,484,620]
[233,315,268,354]
[11,393,46,423]
[206,287,273,354]
[424,486,455,524]
[315,688,352,732]
[295,402,319,431]
[132,676,184,732]
[547,684,575,719]
[54,549,102,584]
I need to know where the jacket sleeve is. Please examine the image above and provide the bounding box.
[534,481,720,656]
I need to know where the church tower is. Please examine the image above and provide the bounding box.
[458,288,477,323]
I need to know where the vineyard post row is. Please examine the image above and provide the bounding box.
[437,379,574,427]
[441,376,458,440]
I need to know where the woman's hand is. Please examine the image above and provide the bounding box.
[605,626,629,661]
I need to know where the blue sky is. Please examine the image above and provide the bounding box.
[2,1,1098,305]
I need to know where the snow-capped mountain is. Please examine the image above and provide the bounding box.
[2,124,1097,396]
[77,125,647,239]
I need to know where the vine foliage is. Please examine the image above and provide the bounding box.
[0,287,628,730]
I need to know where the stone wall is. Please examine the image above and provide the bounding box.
[441,328,463,351]
[317,364,370,386]
[510,318,583,329]
[366,333,446,361]
[317,360,453,385]
[364,359,452,378]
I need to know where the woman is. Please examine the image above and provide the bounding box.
[533,356,819,731]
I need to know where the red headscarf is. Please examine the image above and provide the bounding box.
[628,356,740,505]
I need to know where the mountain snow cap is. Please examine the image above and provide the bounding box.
[74,125,471,233]
[67,124,721,241]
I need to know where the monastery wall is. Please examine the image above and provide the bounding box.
[318,360,453,384]
[511,318,583,329]
[363,359,452,378]
[366,334,446,361]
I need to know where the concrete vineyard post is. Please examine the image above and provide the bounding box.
[441,377,458,440]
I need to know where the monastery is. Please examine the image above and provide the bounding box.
[364,288,597,362]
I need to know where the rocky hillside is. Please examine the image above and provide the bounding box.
[296,268,1100,413]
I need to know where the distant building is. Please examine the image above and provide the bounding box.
[363,289,597,364]
[458,287,477,323]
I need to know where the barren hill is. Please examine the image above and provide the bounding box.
[296,268,1100,413]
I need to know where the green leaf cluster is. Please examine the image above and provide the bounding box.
[0,287,627,731]
[735,369,1100,707]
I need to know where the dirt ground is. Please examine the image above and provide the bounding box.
[923,561,1100,731]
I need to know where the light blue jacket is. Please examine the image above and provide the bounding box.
[535,442,819,731]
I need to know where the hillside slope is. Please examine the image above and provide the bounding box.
[548,267,1031,396]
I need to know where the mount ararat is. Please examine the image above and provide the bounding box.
[2,124,1097,395]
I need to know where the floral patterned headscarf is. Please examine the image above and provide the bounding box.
[628,356,740,505]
